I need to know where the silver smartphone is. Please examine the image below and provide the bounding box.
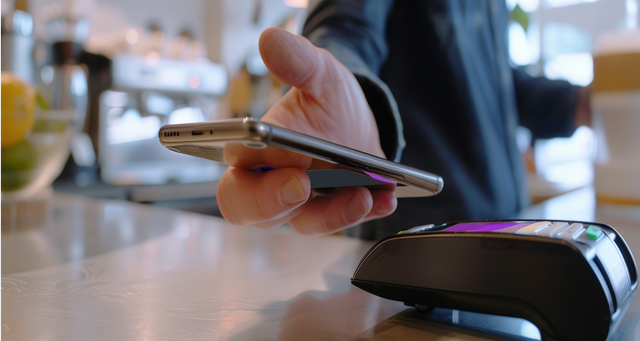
[158,118,443,198]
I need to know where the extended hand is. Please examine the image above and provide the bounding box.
[216,28,397,235]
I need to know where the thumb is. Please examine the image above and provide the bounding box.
[259,27,333,95]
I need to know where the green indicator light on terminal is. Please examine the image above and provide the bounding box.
[586,226,603,241]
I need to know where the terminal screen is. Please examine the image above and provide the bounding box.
[443,222,535,233]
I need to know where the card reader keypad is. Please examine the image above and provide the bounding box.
[536,222,569,238]
[436,221,606,245]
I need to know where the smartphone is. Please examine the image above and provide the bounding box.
[158,118,443,198]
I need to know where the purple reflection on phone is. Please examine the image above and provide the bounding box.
[255,166,276,172]
[363,171,396,184]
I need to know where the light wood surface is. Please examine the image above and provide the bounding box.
[2,188,639,340]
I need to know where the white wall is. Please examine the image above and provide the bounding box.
[92,0,206,40]
[204,0,294,78]
[28,0,294,76]
[538,0,628,44]
[29,0,204,41]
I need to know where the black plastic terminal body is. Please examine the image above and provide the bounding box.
[351,219,637,341]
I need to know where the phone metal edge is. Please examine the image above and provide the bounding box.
[268,125,443,195]
[159,118,271,147]
[159,119,443,197]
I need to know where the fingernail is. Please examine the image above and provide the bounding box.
[375,197,397,215]
[279,176,306,205]
[346,192,368,221]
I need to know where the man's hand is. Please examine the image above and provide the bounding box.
[216,28,397,235]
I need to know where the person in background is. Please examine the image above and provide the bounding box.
[216,0,591,239]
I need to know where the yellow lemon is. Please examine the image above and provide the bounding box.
[1,72,36,147]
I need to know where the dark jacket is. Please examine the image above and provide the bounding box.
[303,0,579,240]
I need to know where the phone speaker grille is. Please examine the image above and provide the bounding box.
[163,131,180,137]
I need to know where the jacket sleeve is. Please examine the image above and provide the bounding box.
[302,0,405,162]
[512,68,580,140]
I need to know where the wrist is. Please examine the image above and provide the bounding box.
[353,74,405,162]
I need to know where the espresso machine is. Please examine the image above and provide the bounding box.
[98,55,228,187]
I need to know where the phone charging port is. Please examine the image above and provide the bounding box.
[192,131,204,135]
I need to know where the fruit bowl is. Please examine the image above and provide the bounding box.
[1,110,75,202]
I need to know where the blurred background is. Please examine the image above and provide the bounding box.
[1,0,638,220]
